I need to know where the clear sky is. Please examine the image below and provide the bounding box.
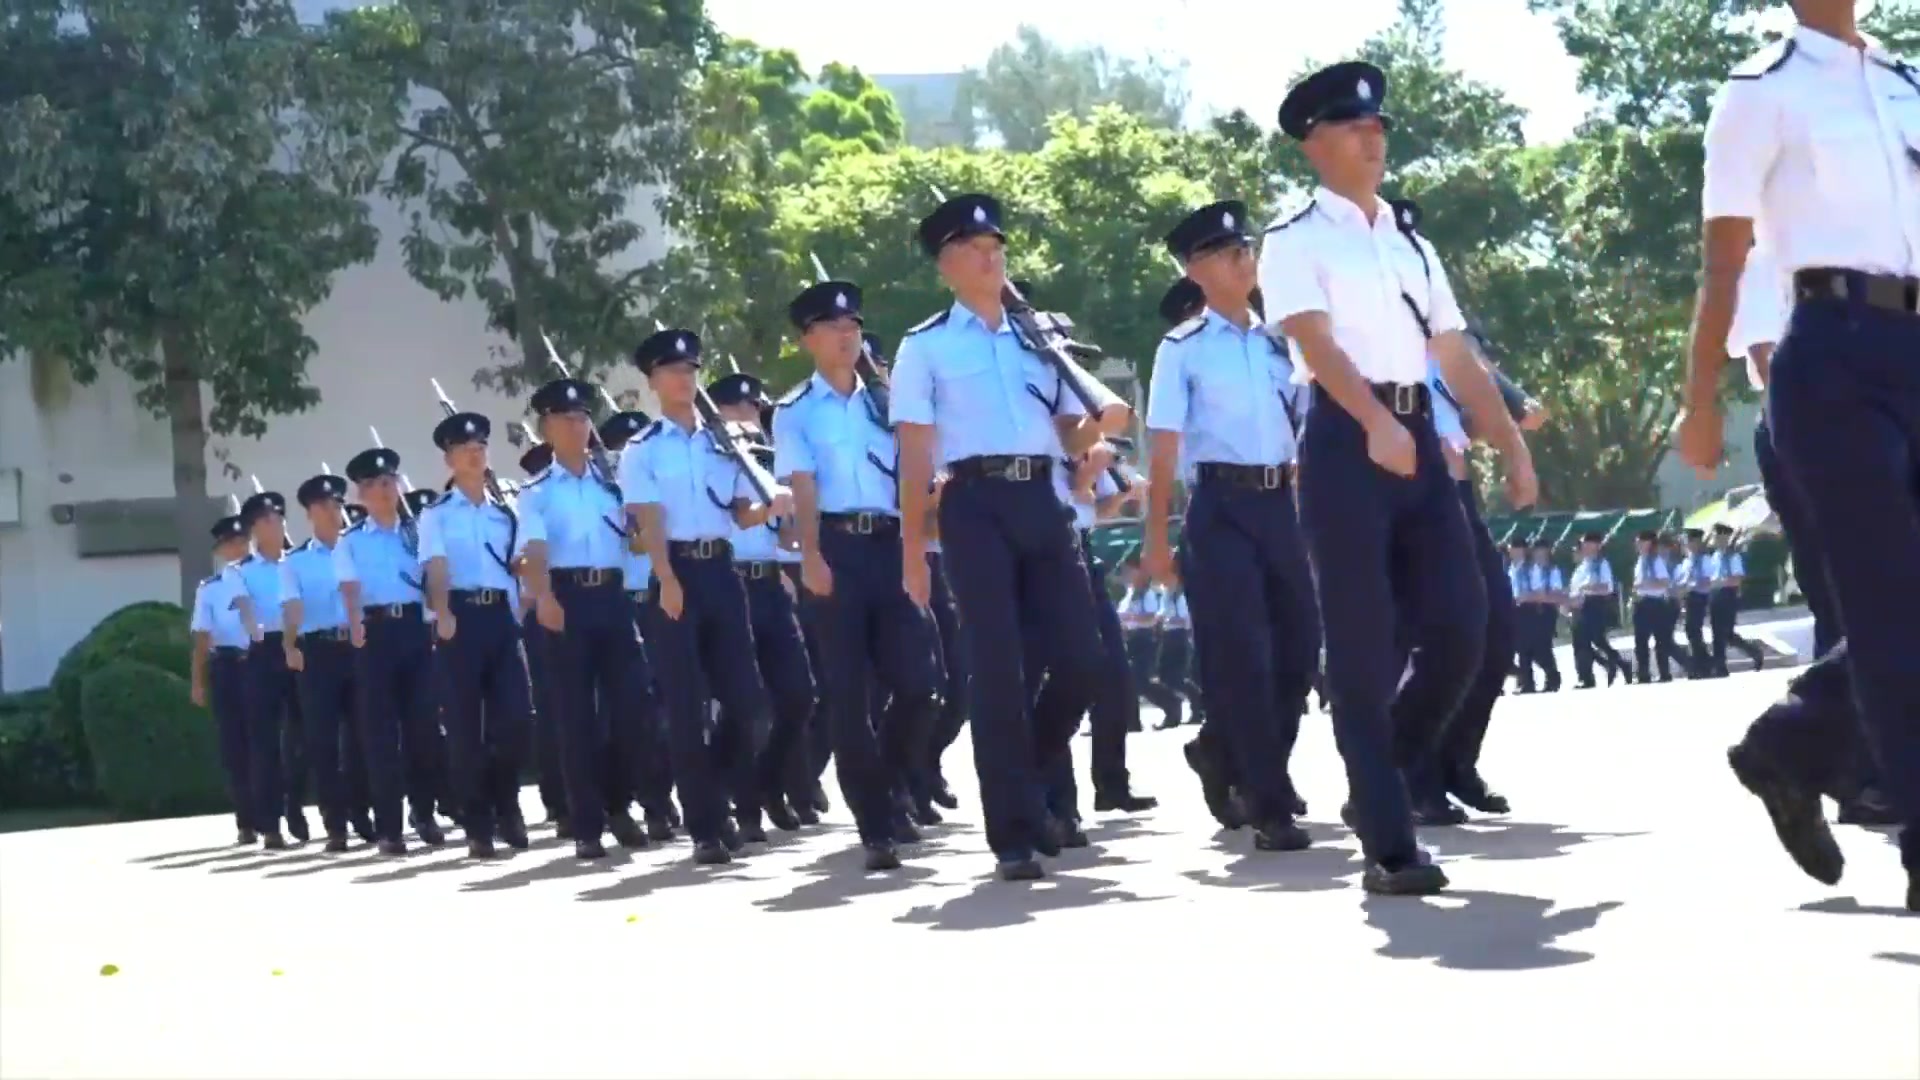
[705,0,1596,144]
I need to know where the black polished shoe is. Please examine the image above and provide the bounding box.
[997,856,1045,882]
[1034,819,1063,858]
[737,819,769,845]
[808,783,831,814]
[1447,770,1511,815]
[349,815,377,844]
[930,781,958,810]
[498,813,531,850]
[719,821,744,853]
[863,841,902,871]
[911,793,944,826]
[1184,739,1244,830]
[467,836,498,859]
[1414,797,1469,828]
[235,828,258,846]
[377,837,408,857]
[285,813,311,844]
[1727,742,1844,885]
[1362,851,1449,895]
[644,810,677,842]
[1253,818,1313,852]
[891,812,921,845]
[1093,789,1159,813]
[764,796,802,833]
[1058,818,1090,848]
[693,840,732,865]
[574,836,608,859]
[793,802,821,827]
[324,834,350,854]
[261,831,290,851]
[413,816,447,847]
[608,812,650,850]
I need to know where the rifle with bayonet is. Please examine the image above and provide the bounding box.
[429,377,510,505]
[536,331,620,479]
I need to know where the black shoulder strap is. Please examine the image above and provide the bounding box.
[1392,215,1435,341]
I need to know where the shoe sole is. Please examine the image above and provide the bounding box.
[1362,865,1449,895]
[1727,745,1844,886]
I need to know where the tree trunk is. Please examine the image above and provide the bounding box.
[162,328,212,607]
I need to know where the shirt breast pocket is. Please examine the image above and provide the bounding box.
[1191,360,1252,417]
[932,351,1000,414]
[1809,119,1886,201]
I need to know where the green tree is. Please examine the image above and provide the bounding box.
[643,38,905,388]
[950,25,1189,152]
[0,0,389,603]
[321,0,707,390]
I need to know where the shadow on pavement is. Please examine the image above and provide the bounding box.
[1181,841,1366,895]
[132,844,242,865]
[573,854,763,903]
[1361,891,1624,971]
[461,846,642,893]
[892,870,1172,932]
[1420,821,1647,863]
[1797,896,1916,919]
[1874,951,1919,966]
[754,847,951,914]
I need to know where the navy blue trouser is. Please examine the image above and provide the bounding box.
[354,609,438,841]
[1683,592,1710,675]
[1438,480,1513,773]
[1573,599,1626,684]
[1765,295,1920,868]
[1755,415,1841,658]
[209,648,252,832]
[620,593,674,819]
[435,595,532,840]
[1631,597,1679,682]
[810,525,938,845]
[938,467,1103,860]
[1179,474,1318,822]
[1708,588,1754,674]
[1298,392,1486,868]
[245,633,307,835]
[521,611,566,818]
[545,575,655,841]
[642,550,770,846]
[924,550,970,778]
[738,569,819,811]
[297,633,359,836]
[1032,536,1139,814]
[788,578,835,786]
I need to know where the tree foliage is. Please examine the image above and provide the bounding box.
[0,0,389,599]
[320,0,707,390]
[949,25,1189,151]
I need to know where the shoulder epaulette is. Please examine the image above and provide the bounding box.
[200,573,221,587]
[344,518,368,534]
[294,538,315,553]
[1162,314,1206,343]
[776,380,813,408]
[1875,56,1920,95]
[522,465,555,487]
[425,490,454,510]
[237,553,258,566]
[903,310,951,338]
[1264,203,1314,235]
[1731,38,1796,80]
[637,420,665,444]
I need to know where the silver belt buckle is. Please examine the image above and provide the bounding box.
[852,512,874,535]
[694,539,716,559]
[1260,465,1282,490]
[383,603,405,619]
[1393,383,1419,415]
[580,568,605,587]
[1007,457,1033,482]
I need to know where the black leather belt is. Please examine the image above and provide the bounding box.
[256,630,283,646]
[821,511,898,535]
[949,454,1052,483]
[736,560,779,580]
[552,567,623,589]
[1793,268,1920,315]
[1196,462,1291,491]
[1371,381,1431,417]
[451,587,509,605]
[668,538,732,560]
[364,602,424,623]
[211,645,246,658]
[301,627,350,644]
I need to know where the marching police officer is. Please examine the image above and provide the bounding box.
[1676,529,1713,677]
[1144,199,1316,851]
[1568,532,1628,688]
[282,472,375,850]
[190,514,260,845]
[709,371,817,837]
[1261,61,1535,894]
[419,412,534,858]
[335,447,444,855]
[235,488,309,848]
[775,281,942,870]
[890,193,1131,881]
[600,409,679,841]
[517,378,656,859]
[515,440,568,829]
[1706,524,1765,675]
[620,331,784,866]
[1629,529,1680,683]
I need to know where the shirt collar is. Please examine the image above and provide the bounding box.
[1313,185,1393,231]
[810,369,866,403]
[1200,306,1258,334]
[1792,25,1889,65]
[949,300,1017,337]
[445,486,486,509]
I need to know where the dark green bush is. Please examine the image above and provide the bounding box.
[0,689,91,810]
[80,660,229,820]
[48,602,192,779]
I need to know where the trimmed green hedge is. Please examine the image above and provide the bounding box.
[46,601,192,785]
[0,689,90,810]
[79,660,229,819]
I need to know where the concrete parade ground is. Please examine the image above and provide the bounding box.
[1,669,1914,1079]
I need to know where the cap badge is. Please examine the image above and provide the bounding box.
[463,419,475,433]
[565,384,578,401]
[1357,79,1372,101]
[834,291,848,309]
[676,335,689,354]
[1222,210,1235,230]
[972,204,987,223]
